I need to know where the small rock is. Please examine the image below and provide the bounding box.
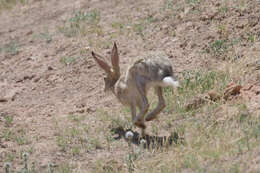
[125,131,134,140]
[48,66,53,70]
[208,90,221,101]
[0,98,8,102]
[26,30,33,36]
[223,83,242,100]
[185,94,206,111]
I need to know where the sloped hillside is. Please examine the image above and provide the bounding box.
[0,0,260,172]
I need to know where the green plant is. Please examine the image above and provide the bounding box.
[210,39,228,56]
[161,69,231,135]
[15,135,29,145]
[218,6,229,14]
[4,162,11,173]
[6,153,15,162]
[69,10,100,25]
[2,41,19,55]
[58,9,101,37]
[58,163,73,173]
[39,29,52,43]
[3,129,13,141]
[71,146,81,156]
[60,56,78,65]
[185,0,200,7]
[111,22,124,35]
[4,115,13,127]
[133,23,144,37]
[162,0,174,10]
[90,137,102,150]
[48,163,55,173]
[56,135,68,152]
[0,0,16,11]
[247,33,255,43]
[14,128,29,145]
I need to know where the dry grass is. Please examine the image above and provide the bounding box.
[1,0,260,172]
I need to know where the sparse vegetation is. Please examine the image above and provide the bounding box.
[0,41,19,55]
[1,0,260,172]
[39,28,53,43]
[0,0,27,12]
[210,39,228,56]
[4,115,13,127]
[60,56,79,65]
[58,9,102,37]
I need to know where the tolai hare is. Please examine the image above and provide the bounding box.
[92,43,179,135]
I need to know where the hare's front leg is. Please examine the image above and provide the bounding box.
[133,79,149,131]
[130,103,146,136]
[145,87,166,121]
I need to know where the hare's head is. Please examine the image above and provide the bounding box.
[92,42,120,92]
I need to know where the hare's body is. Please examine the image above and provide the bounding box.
[114,53,175,105]
[92,43,179,135]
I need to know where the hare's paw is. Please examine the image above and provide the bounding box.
[134,120,146,129]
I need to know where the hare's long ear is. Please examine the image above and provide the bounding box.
[111,42,120,73]
[92,51,111,74]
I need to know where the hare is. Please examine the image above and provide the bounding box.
[91,42,179,135]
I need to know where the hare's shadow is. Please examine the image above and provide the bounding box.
[111,127,184,149]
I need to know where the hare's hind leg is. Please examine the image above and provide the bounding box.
[145,86,166,121]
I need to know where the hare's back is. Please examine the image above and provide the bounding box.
[130,52,173,81]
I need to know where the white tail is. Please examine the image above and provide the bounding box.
[162,76,179,87]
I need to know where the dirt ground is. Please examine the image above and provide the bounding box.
[0,0,260,172]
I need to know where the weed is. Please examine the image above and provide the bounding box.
[210,39,228,56]
[68,127,82,138]
[182,153,200,170]
[90,137,103,150]
[151,124,159,135]
[60,56,79,65]
[58,9,101,37]
[3,129,13,141]
[1,41,19,55]
[68,114,85,123]
[4,152,37,173]
[56,135,68,152]
[58,163,74,173]
[4,162,11,173]
[218,6,229,14]
[133,23,144,37]
[105,133,114,150]
[20,0,28,5]
[111,22,124,34]
[164,70,230,117]
[162,0,174,11]
[144,15,157,23]
[15,135,29,145]
[71,146,81,156]
[247,33,255,43]
[48,163,55,173]
[185,0,200,7]
[0,0,16,11]
[4,115,13,127]
[39,28,52,43]
[5,153,15,162]
[230,163,240,173]
[79,48,89,56]
[109,109,133,129]
[69,10,100,25]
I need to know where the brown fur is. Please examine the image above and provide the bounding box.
[92,43,178,135]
